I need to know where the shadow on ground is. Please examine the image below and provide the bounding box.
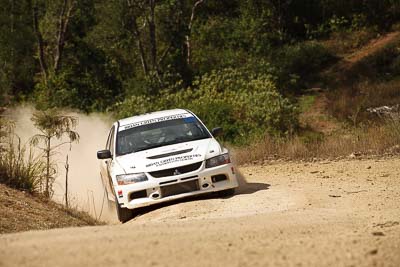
[129,169,270,220]
[235,169,270,195]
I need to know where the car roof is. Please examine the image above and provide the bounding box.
[118,109,193,130]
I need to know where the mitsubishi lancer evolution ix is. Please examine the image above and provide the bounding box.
[97,109,238,222]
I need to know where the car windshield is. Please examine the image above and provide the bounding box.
[116,117,211,156]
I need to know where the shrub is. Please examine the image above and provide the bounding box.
[34,68,121,113]
[272,42,337,92]
[0,118,45,193]
[115,68,299,143]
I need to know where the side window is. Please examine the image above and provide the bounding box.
[106,126,115,153]
[105,127,113,150]
[109,127,115,156]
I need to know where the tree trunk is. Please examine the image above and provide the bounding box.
[10,0,14,33]
[32,1,48,83]
[186,0,204,66]
[54,0,75,74]
[148,0,157,71]
[45,137,50,198]
[10,0,15,59]
[127,0,149,75]
[65,155,69,209]
[132,19,149,75]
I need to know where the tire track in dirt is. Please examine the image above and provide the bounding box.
[1,158,400,267]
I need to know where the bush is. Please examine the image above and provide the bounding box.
[115,68,298,143]
[0,119,45,193]
[272,42,337,92]
[34,67,121,113]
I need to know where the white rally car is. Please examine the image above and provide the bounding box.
[97,109,238,222]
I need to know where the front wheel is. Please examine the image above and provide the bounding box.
[217,188,235,197]
[115,197,134,223]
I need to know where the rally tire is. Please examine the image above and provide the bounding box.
[115,197,134,223]
[217,188,235,197]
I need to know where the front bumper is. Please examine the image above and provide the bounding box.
[115,162,238,209]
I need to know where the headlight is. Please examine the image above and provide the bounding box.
[205,153,231,168]
[116,173,148,185]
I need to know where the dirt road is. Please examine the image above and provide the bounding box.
[1,158,400,267]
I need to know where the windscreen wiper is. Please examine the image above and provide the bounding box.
[117,150,135,156]
[132,136,209,153]
[133,141,176,152]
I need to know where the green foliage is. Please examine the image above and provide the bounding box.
[33,67,120,113]
[1,0,399,121]
[0,0,35,103]
[31,0,123,112]
[33,72,77,110]
[272,42,337,92]
[115,68,298,143]
[298,95,317,113]
[305,1,400,38]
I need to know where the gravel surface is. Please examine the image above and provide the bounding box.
[1,158,399,267]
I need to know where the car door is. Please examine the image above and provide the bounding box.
[100,125,116,200]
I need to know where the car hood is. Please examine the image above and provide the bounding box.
[114,138,222,174]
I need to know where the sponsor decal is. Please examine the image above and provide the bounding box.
[121,113,192,131]
[146,154,202,168]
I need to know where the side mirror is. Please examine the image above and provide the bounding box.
[97,149,112,159]
[211,127,223,137]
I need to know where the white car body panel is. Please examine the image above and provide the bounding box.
[98,109,238,209]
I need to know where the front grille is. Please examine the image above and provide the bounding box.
[149,161,202,178]
[129,190,147,201]
[159,179,178,185]
[161,180,199,198]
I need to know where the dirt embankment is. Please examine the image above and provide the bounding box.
[0,184,102,234]
[6,106,117,223]
[1,157,400,267]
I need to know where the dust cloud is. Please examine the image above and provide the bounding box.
[8,105,118,223]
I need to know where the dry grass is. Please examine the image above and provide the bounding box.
[322,29,378,57]
[327,79,400,123]
[0,118,46,193]
[62,205,103,226]
[0,183,103,234]
[323,31,400,84]
[234,122,400,165]
[0,118,102,234]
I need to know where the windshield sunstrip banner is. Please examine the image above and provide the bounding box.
[120,113,192,131]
